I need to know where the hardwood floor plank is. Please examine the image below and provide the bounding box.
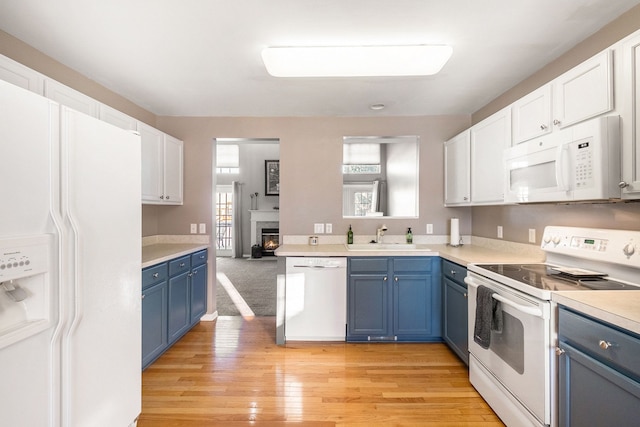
[138,316,503,426]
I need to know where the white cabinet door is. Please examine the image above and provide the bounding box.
[0,54,44,94]
[98,103,137,131]
[621,34,640,198]
[470,107,511,204]
[512,85,552,144]
[444,129,471,205]
[162,134,183,205]
[139,122,165,203]
[44,79,98,117]
[139,122,184,205]
[553,50,613,129]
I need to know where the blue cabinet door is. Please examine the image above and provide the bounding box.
[558,342,640,426]
[168,271,190,343]
[190,263,207,325]
[142,280,168,369]
[348,274,389,339]
[442,277,469,364]
[393,274,433,338]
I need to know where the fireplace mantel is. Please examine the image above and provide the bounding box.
[249,209,279,246]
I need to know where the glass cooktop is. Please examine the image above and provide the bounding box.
[475,263,637,291]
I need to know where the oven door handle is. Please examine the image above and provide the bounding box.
[465,276,548,319]
[491,293,544,318]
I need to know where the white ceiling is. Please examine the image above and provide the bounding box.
[1,0,639,117]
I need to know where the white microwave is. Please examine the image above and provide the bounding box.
[505,116,621,203]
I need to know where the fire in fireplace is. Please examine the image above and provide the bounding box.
[261,228,280,256]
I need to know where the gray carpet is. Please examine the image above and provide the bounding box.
[215,256,277,316]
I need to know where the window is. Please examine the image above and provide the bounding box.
[343,183,374,216]
[216,144,239,174]
[215,186,233,251]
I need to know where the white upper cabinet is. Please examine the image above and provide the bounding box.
[512,50,613,145]
[98,103,137,131]
[444,129,471,206]
[140,122,183,205]
[512,85,552,144]
[0,54,44,94]
[620,33,640,199]
[470,107,511,204]
[162,134,184,204]
[44,79,99,117]
[552,50,613,129]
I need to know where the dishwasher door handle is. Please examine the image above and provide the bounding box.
[292,265,344,269]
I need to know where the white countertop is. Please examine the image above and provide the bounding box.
[142,243,209,268]
[553,291,640,335]
[275,243,545,266]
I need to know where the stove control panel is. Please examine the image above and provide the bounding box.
[542,226,640,267]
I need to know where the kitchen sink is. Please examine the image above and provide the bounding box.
[345,243,431,251]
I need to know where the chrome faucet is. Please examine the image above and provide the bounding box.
[376,224,388,243]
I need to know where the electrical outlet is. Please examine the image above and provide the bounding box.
[199,223,206,234]
[497,226,503,239]
[314,223,325,234]
[426,224,433,234]
[529,228,536,243]
[325,223,333,234]
[190,224,197,234]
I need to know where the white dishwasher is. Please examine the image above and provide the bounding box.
[285,257,347,341]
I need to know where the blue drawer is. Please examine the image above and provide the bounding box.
[168,255,191,277]
[559,307,640,382]
[142,263,168,289]
[442,259,467,283]
[191,249,208,267]
[393,257,433,273]
[349,257,388,273]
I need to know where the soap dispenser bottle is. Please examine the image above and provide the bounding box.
[347,225,354,244]
[406,227,413,244]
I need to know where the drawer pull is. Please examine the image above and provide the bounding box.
[451,270,456,275]
[599,340,613,350]
[152,273,159,278]
[179,263,185,267]
[200,255,205,259]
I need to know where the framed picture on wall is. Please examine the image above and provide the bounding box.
[265,160,280,196]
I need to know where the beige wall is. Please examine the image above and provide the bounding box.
[154,115,472,240]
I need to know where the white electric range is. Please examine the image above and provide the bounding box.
[465,226,640,427]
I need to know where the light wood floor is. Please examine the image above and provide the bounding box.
[138,316,504,426]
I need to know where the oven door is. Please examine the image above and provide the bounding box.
[466,272,551,425]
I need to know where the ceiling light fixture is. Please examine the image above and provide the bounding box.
[369,103,385,110]
[261,45,453,77]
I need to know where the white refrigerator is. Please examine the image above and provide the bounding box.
[0,79,142,426]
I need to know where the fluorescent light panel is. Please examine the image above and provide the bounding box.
[262,45,452,77]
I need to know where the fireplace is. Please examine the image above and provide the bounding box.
[261,228,280,256]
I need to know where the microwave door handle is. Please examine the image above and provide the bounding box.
[555,144,570,191]
[492,293,546,319]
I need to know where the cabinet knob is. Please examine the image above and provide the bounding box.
[619,181,629,189]
[193,270,198,275]
[160,195,164,200]
[540,124,547,130]
[463,293,467,298]
[553,119,561,126]
[451,270,456,275]
[394,277,399,282]
[141,294,145,299]
[179,263,185,267]
[463,196,468,201]
[188,273,193,277]
[555,347,565,356]
[599,340,613,350]
[383,276,388,281]
[166,196,170,200]
[152,272,159,278]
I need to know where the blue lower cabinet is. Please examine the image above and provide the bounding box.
[558,307,640,426]
[168,270,191,344]
[347,256,441,342]
[142,249,208,370]
[142,279,168,369]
